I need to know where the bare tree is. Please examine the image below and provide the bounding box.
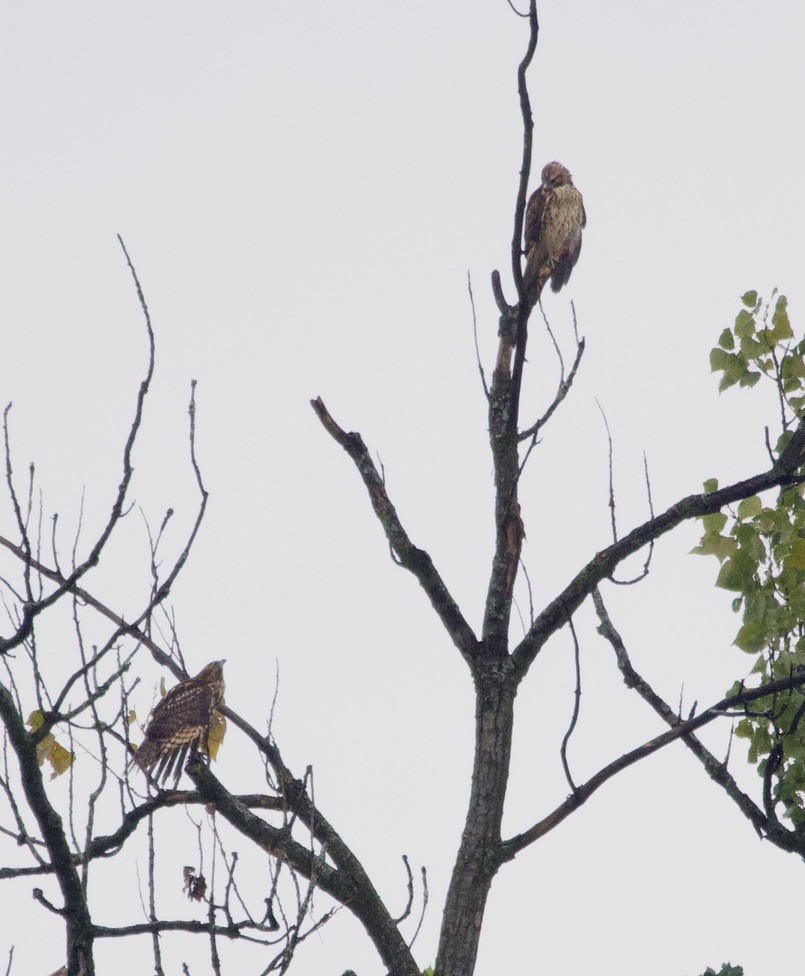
[2,6,805,976]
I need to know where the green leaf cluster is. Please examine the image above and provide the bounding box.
[696,293,805,824]
[710,291,802,397]
[696,965,744,976]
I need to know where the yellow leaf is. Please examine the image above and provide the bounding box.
[27,710,45,732]
[35,731,75,779]
[46,740,75,779]
[28,711,74,777]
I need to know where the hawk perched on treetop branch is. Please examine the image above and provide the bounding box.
[133,660,226,786]
[523,161,586,305]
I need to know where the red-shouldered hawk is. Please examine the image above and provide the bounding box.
[133,661,225,786]
[523,161,586,305]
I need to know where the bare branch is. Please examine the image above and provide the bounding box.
[507,0,541,434]
[3,406,33,605]
[511,431,805,677]
[518,337,585,445]
[0,237,156,657]
[510,0,539,300]
[188,762,420,976]
[467,272,489,400]
[92,919,252,940]
[595,399,618,542]
[594,404,656,587]
[0,682,95,973]
[146,814,163,976]
[559,614,582,792]
[0,792,285,881]
[409,865,428,951]
[392,854,415,925]
[310,397,480,665]
[500,665,805,861]
[591,587,768,838]
[504,0,529,15]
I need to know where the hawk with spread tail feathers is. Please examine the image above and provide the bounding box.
[133,660,225,785]
[523,161,586,305]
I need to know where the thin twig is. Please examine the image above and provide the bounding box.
[147,814,165,976]
[520,558,535,627]
[559,614,582,792]
[408,866,428,951]
[595,398,617,543]
[610,452,656,585]
[467,272,489,399]
[392,854,414,925]
[539,301,565,379]
[518,336,585,447]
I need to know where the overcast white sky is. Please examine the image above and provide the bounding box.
[2,2,805,974]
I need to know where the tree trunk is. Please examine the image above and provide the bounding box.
[435,669,516,975]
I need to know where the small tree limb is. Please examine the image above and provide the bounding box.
[310,396,480,665]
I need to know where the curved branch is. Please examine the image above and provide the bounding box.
[310,396,480,665]
[559,614,582,792]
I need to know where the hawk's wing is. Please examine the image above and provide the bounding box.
[133,675,218,785]
[524,185,550,251]
[523,185,558,302]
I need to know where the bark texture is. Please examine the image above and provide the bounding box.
[436,670,516,975]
